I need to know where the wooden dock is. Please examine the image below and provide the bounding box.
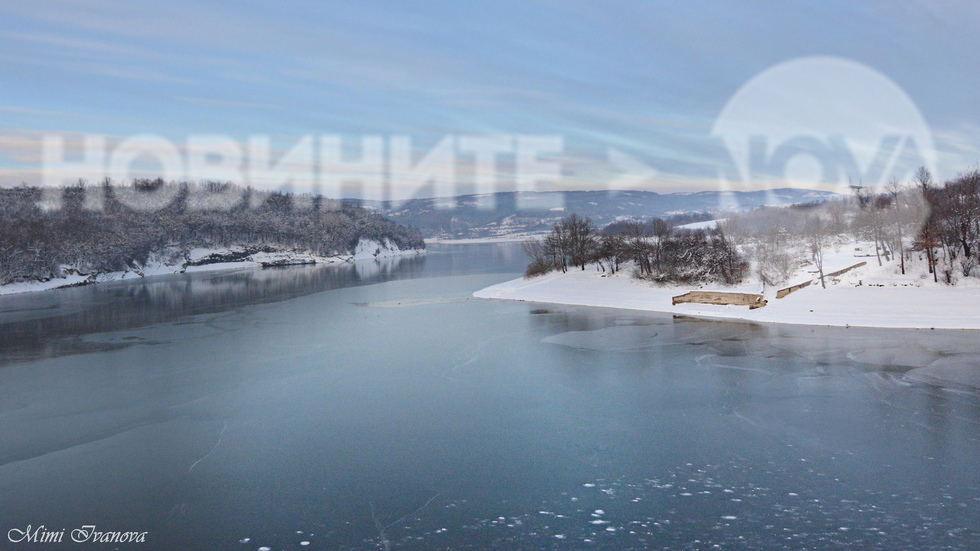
[672,291,768,309]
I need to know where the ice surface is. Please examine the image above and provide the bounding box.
[905,355,980,390]
[542,325,664,351]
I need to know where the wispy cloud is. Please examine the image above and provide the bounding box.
[173,97,281,111]
[0,104,88,118]
[1,1,979,192]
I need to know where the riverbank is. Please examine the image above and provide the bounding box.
[475,249,980,330]
[425,233,548,245]
[0,239,424,296]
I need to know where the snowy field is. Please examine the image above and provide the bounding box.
[673,218,725,231]
[475,244,980,330]
[0,239,423,296]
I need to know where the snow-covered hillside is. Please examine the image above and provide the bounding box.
[475,242,980,330]
[0,239,424,296]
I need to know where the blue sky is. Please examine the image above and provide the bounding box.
[1,0,978,195]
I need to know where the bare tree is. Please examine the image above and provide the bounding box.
[521,237,553,277]
[755,228,797,290]
[621,219,653,275]
[942,169,980,260]
[595,232,624,274]
[885,179,910,274]
[562,213,599,270]
[914,167,940,282]
[650,218,671,241]
[806,215,827,289]
[543,222,570,273]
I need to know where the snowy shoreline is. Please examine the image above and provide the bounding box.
[426,233,548,245]
[0,239,424,297]
[474,249,980,331]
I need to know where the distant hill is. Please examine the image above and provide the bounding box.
[352,188,841,239]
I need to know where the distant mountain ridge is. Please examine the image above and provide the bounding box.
[351,188,841,239]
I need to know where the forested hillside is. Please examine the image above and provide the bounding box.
[0,180,424,285]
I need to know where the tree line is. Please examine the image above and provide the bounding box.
[522,213,748,285]
[913,168,980,282]
[0,179,425,285]
[721,166,980,288]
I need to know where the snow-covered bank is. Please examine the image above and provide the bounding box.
[426,233,548,245]
[0,239,424,297]
[350,238,423,260]
[474,249,980,330]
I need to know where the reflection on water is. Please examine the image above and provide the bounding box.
[0,254,427,364]
[0,243,526,365]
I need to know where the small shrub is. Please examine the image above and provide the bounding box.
[524,258,553,278]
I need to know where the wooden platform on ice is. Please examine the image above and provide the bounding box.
[671,291,768,309]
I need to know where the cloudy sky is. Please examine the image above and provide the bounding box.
[1,0,978,197]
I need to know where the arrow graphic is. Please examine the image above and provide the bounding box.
[607,147,658,190]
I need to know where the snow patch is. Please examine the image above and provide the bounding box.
[352,238,420,260]
[675,219,725,231]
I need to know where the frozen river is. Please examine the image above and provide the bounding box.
[1,243,978,549]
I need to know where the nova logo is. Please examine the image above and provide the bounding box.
[712,56,936,207]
